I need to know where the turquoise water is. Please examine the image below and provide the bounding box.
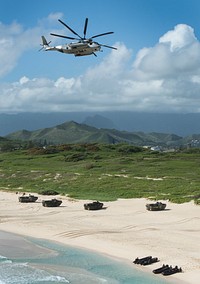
[0,235,169,284]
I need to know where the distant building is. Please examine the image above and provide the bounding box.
[150,146,162,151]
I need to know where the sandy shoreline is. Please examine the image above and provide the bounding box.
[0,191,199,283]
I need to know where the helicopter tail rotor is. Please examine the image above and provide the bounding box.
[39,36,51,51]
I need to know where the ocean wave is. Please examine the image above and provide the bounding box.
[36,275,69,283]
[0,255,12,264]
[0,262,70,284]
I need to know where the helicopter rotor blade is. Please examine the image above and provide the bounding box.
[58,19,82,39]
[38,46,44,52]
[91,32,114,39]
[50,33,78,40]
[83,18,88,39]
[99,43,117,50]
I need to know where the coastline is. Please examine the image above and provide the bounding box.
[0,191,199,283]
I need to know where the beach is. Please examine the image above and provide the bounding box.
[0,191,199,283]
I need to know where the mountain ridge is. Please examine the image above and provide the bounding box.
[1,112,200,137]
[5,120,185,147]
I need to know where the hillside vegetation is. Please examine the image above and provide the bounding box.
[0,143,199,204]
[5,121,183,146]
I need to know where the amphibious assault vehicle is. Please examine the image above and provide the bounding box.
[18,195,38,203]
[84,201,103,210]
[42,199,62,207]
[146,202,166,211]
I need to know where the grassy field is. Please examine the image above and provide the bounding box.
[0,144,200,204]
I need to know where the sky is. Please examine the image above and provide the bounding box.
[1,0,200,113]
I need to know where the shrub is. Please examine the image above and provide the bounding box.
[40,190,59,195]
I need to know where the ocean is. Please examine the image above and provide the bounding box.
[0,231,169,284]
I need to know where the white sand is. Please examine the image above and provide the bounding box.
[0,191,199,283]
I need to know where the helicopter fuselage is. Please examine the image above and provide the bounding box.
[45,41,101,56]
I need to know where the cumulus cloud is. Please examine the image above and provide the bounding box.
[0,21,22,77]
[1,22,200,113]
[0,14,62,78]
[159,24,197,51]
[133,24,200,80]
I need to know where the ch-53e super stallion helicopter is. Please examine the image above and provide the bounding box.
[40,17,117,57]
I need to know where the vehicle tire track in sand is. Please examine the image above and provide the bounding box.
[56,228,129,239]
[55,224,141,239]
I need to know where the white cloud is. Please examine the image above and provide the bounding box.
[0,21,22,77]
[0,14,61,78]
[1,23,200,113]
[133,24,200,80]
[159,24,197,51]
[19,76,30,85]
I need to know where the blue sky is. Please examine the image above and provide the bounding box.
[1,0,200,113]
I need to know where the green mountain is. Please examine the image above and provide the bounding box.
[5,121,183,146]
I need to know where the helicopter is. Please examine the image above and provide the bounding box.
[40,17,117,57]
